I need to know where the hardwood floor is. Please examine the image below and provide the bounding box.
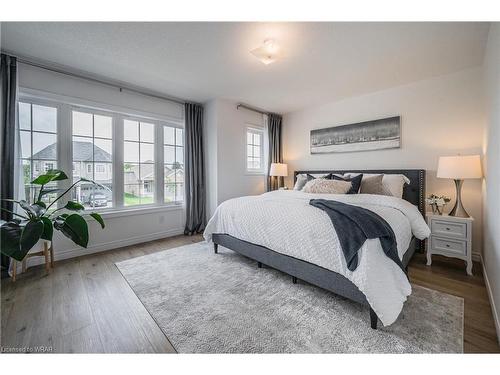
[1,235,499,353]
[409,253,500,353]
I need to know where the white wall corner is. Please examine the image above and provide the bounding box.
[480,254,500,344]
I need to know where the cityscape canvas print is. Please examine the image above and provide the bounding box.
[310,116,401,153]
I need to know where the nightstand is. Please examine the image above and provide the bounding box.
[426,213,474,275]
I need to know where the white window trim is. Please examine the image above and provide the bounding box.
[18,96,63,205]
[18,90,185,214]
[245,125,266,175]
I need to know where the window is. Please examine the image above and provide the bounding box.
[72,110,113,208]
[246,127,265,173]
[17,93,184,212]
[163,126,184,203]
[19,101,58,205]
[44,162,54,172]
[124,119,155,206]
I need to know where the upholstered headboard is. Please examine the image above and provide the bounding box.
[294,169,426,218]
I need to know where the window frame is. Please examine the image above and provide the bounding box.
[245,126,266,175]
[18,90,185,214]
[71,105,115,209]
[18,97,61,207]
[122,115,158,207]
[162,123,185,205]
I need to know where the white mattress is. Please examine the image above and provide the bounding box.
[204,190,430,326]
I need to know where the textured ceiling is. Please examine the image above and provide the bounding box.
[0,22,490,113]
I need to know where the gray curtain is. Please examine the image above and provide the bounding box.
[0,54,18,277]
[184,103,206,235]
[267,113,283,191]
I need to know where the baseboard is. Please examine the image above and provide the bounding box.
[25,227,185,267]
[480,253,500,344]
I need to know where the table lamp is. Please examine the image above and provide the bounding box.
[437,155,482,218]
[269,163,288,189]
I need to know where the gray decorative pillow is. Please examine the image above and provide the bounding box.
[359,175,393,196]
[302,179,352,194]
[293,174,308,190]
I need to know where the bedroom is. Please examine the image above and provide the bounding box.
[1,0,500,372]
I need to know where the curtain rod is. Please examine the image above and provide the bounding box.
[237,103,273,116]
[2,50,193,106]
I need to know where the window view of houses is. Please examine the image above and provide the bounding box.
[20,101,184,210]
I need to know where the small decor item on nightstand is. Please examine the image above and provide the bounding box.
[426,194,451,215]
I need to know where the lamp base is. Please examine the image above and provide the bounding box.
[449,179,470,218]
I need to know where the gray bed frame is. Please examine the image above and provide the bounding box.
[212,169,426,329]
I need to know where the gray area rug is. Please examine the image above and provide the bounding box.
[116,242,464,353]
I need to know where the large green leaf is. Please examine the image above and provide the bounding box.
[0,220,44,261]
[31,202,47,217]
[20,220,44,254]
[0,221,23,261]
[40,216,53,241]
[56,213,89,248]
[35,201,46,208]
[31,169,68,185]
[46,169,69,181]
[90,212,105,229]
[65,201,84,211]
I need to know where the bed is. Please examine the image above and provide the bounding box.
[204,169,428,329]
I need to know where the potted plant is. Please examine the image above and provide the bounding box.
[1,169,105,263]
[426,194,451,215]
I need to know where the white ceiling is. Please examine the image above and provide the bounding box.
[0,22,490,113]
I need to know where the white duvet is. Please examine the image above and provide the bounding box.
[203,190,430,326]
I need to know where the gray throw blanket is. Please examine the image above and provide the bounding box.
[309,199,405,273]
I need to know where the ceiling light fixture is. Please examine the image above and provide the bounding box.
[250,39,282,65]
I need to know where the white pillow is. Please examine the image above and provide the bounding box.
[293,174,308,190]
[302,179,352,194]
[344,173,410,198]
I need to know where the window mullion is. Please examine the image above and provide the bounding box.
[30,104,34,202]
[114,114,124,207]
[58,103,72,208]
[156,123,164,205]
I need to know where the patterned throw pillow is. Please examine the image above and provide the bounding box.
[302,179,352,194]
[332,174,363,194]
[293,173,332,190]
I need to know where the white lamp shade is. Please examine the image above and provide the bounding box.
[437,155,483,179]
[269,163,288,177]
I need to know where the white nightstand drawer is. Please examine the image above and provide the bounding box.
[431,219,467,239]
[431,236,467,256]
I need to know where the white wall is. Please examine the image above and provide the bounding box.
[482,23,500,341]
[204,99,267,218]
[19,63,184,121]
[17,64,186,265]
[283,68,485,256]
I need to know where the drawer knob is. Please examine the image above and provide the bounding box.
[446,244,450,247]
[446,227,450,231]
